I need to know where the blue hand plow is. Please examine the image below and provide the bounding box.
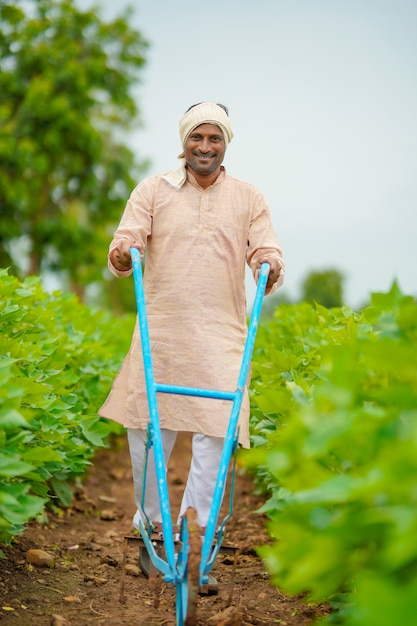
[120,247,270,625]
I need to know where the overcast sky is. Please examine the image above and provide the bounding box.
[94,0,416,308]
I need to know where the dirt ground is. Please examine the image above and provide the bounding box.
[0,433,330,625]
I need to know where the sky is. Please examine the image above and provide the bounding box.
[93,0,416,308]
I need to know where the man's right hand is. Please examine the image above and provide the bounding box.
[110,240,140,271]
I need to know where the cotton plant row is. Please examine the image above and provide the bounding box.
[0,270,132,550]
[244,283,417,625]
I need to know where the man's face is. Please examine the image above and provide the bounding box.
[184,123,226,177]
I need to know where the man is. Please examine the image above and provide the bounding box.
[99,102,285,585]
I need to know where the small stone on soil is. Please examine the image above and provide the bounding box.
[26,549,54,567]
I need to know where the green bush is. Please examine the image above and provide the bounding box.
[244,283,417,625]
[0,270,133,549]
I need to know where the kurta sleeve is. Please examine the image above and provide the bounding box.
[108,178,155,278]
[246,191,285,292]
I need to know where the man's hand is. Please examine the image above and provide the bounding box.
[110,240,140,271]
[256,258,284,294]
[265,258,283,292]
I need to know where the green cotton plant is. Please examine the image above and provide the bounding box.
[247,301,362,492]
[0,270,133,548]
[243,283,417,625]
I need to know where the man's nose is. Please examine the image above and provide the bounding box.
[199,138,210,152]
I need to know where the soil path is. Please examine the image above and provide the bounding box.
[0,433,329,625]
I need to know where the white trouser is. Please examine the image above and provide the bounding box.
[127,428,224,529]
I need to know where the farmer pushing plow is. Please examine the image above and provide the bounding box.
[99,102,285,624]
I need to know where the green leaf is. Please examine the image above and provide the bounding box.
[79,418,112,447]
[21,447,63,464]
[0,454,34,477]
[0,408,30,429]
[49,478,73,507]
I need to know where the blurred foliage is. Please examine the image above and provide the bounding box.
[301,268,345,308]
[243,281,417,624]
[0,0,149,306]
[259,268,346,321]
[0,269,134,550]
[260,288,292,320]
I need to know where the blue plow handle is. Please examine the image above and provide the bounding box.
[129,246,270,595]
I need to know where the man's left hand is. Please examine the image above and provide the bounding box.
[256,258,284,294]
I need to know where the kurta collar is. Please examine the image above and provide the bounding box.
[162,159,187,189]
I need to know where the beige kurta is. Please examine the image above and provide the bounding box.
[98,167,284,448]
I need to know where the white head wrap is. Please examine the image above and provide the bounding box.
[178,102,233,158]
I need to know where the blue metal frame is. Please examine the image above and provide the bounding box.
[130,247,269,624]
